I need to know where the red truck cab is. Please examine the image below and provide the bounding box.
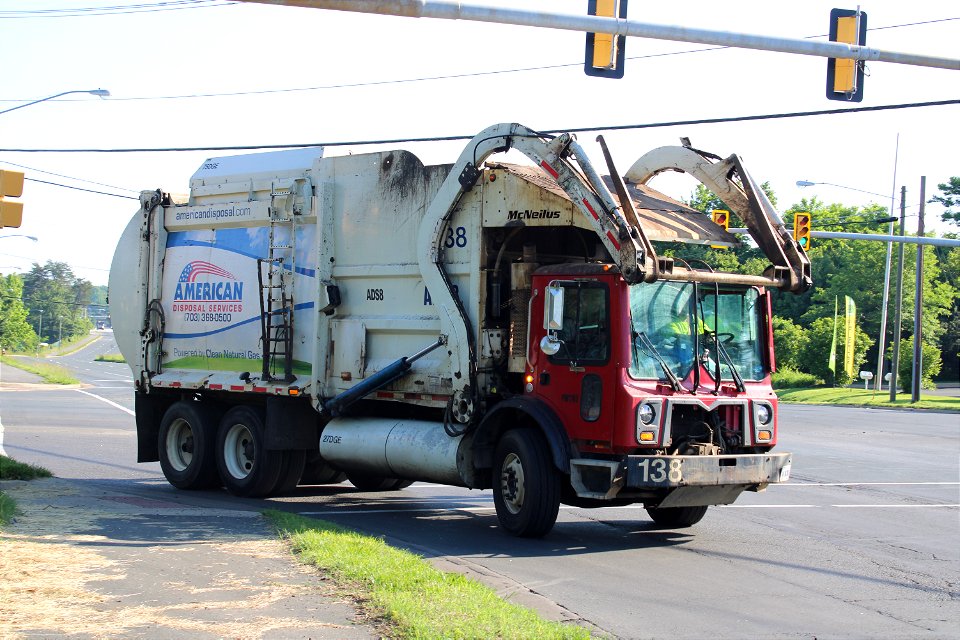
[521,263,785,523]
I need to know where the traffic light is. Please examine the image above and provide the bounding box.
[793,212,812,250]
[584,0,627,79]
[0,169,24,228]
[710,209,729,249]
[826,8,867,102]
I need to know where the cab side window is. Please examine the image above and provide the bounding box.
[549,283,609,366]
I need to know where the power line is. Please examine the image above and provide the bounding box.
[0,160,139,193]
[0,1,234,19]
[25,178,139,199]
[1,99,955,154]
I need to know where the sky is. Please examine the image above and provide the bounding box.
[0,0,957,287]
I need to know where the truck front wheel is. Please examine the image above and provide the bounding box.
[492,428,560,538]
[644,505,708,528]
[216,406,283,497]
[158,401,220,490]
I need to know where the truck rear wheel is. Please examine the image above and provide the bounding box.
[158,401,220,490]
[273,450,307,495]
[216,406,283,497]
[644,505,708,528]
[492,428,560,538]
[346,473,411,492]
[299,453,347,486]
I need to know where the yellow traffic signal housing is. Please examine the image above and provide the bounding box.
[793,212,812,250]
[711,209,729,231]
[710,209,729,249]
[585,0,627,79]
[0,169,24,228]
[826,8,867,102]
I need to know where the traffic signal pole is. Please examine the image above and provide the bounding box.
[238,0,960,70]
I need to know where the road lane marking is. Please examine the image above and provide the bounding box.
[831,504,959,508]
[783,482,960,486]
[73,389,135,416]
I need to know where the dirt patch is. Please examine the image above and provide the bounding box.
[0,479,373,639]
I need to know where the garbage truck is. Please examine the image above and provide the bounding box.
[109,122,811,537]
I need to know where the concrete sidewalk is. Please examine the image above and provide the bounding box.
[0,477,379,639]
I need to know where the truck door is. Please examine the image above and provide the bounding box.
[534,280,615,446]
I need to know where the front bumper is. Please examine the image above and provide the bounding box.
[569,452,792,506]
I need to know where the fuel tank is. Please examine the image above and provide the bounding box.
[318,417,466,486]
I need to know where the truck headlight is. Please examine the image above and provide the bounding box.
[638,402,656,425]
[636,399,664,445]
[756,403,771,426]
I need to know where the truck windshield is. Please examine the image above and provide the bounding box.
[628,281,765,382]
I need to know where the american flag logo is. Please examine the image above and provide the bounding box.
[178,261,236,283]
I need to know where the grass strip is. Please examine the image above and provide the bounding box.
[0,491,15,527]
[776,387,960,411]
[0,456,52,529]
[0,455,53,481]
[266,510,590,640]
[0,356,80,385]
[94,354,126,363]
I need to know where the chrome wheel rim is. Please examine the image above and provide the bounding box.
[166,418,194,472]
[499,452,525,515]
[223,423,255,480]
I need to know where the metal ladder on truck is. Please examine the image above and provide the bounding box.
[258,181,298,383]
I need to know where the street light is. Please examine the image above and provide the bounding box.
[0,89,110,116]
[797,178,898,391]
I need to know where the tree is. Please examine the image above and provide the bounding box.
[21,261,94,344]
[931,177,960,227]
[795,315,873,387]
[891,336,942,392]
[771,316,807,371]
[771,198,955,376]
[0,274,37,352]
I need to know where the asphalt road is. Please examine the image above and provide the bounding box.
[2,333,958,639]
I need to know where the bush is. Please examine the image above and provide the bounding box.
[891,336,942,392]
[796,316,873,386]
[772,366,821,389]
[772,316,807,371]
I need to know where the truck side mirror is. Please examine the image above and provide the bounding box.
[544,285,564,331]
[541,285,565,356]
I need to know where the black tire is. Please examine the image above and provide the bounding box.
[158,401,220,490]
[346,472,409,492]
[299,455,347,486]
[216,405,283,497]
[644,505,708,528]
[492,428,560,538]
[273,450,307,495]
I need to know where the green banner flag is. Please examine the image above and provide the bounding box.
[828,296,838,375]
[844,295,856,377]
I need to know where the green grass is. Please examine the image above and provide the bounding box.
[776,386,960,411]
[0,356,80,385]
[772,367,822,389]
[0,491,15,527]
[0,455,53,481]
[94,353,126,363]
[0,455,52,529]
[266,511,591,640]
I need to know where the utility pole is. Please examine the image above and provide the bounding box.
[889,187,906,402]
[875,134,899,390]
[911,178,926,403]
